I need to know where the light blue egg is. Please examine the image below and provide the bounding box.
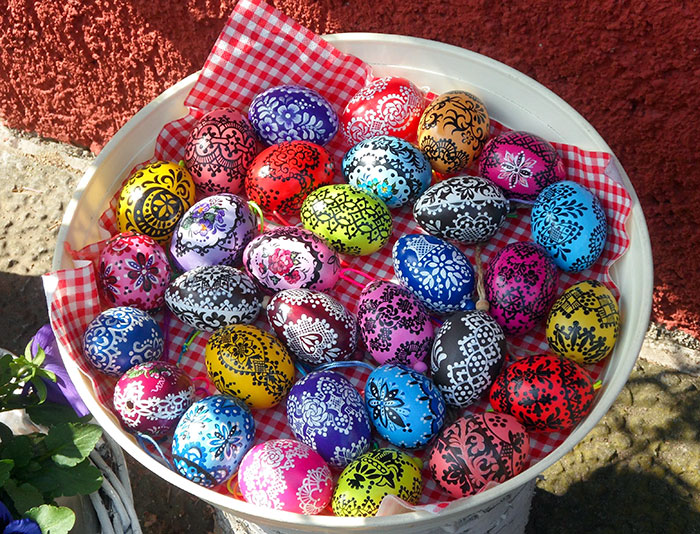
[171,395,255,488]
[82,306,163,376]
[365,364,446,449]
[530,180,607,272]
[342,135,432,208]
[392,234,475,315]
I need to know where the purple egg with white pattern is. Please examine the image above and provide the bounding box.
[243,226,340,294]
[248,85,339,146]
[170,194,258,271]
[485,242,559,335]
[357,280,434,372]
[286,370,371,468]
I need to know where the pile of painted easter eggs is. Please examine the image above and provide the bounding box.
[84,75,621,518]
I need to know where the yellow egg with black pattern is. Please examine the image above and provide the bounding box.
[117,161,196,245]
[545,280,620,365]
[205,324,295,409]
[417,90,490,174]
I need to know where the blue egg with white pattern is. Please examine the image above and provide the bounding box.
[286,370,371,468]
[248,85,339,146]
[342,135,432,208]
[365,364,446,449]
[392,234,475,315]
[83,306,163,376]
[530,180,608,272]
[171,395,255,488]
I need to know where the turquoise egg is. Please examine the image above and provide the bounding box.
[530,181,607,272]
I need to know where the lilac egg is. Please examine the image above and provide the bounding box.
[248,85,339,146]
[170,194,258,271]
[485,242,559,335]
[357,280,434,372]
[286,370,371,468]
[243,226,340,294]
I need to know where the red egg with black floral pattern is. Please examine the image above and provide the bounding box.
[98,232,171,311]
[429,412,530,499]
[245,140,335,214]
[489,353,596,432]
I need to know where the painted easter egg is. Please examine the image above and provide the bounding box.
[429,413,530,499]
[117,161,196,245]
[248,85,339,146]
[357,280,434,371]
[286,370,371,468]
[417,90,490,174]
[164,265,262,332]
[238,439,333,515]
[365,364,446,449]
[300,184,392,256]
[489,354,596,432]
[113,361,194,438]
[485,242,559,336]
[530,180,608,272]
[205,325,295,409]
[267,289,358,366]
[171,394,255,488]
[242,226,340,294]
[431,310,506,408]
[340,76,426,144]
[98,232,171,311]
[332,448,423,517]
[83,306,163,377]
[392,234,475,315]
[478,130,566,201]
[342,135,432,208]
[413,175,509,244]
[245,140,334,214]
[184,108,259,195]
[546,280,620,364]
[170,194,258,271]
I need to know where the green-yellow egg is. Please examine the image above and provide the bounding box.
[117,161,196,245]
[332,448,423,517]
[300,184,392,256]
[546,280,620,365]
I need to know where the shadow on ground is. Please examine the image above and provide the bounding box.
[0,272,49,354]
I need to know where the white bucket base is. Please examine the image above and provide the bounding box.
[214,479,535,534]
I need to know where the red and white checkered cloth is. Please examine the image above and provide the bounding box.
[43,0,631,514]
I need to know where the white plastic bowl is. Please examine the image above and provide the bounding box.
[51,33,653,533]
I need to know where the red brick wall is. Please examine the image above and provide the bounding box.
[1,1,698,337]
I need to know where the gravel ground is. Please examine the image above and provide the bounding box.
[2,127,699,534]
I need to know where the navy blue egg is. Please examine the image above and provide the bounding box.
[171,395,255,488]
[365,364,446,449]
[83,306,163,376]
[286,370,371,468]
[342,135,432,208]
[248,85,339,146]
[530,180,607,272]
[392,234,475,315]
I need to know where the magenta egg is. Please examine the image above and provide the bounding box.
[485,242,559,336]
[429,412,530,498]
[267,288,358,366]
[243,226,340,294]
[239,439,333,515]
[357,281,434,372]
[98,232,171,311]
[184,108,259,195]
[113,361,195,438]
[478,130,565,201]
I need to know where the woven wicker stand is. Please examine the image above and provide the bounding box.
[214,480,535,534]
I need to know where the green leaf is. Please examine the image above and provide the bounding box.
[4,479,44,514]
[1,435,33,468]
[0,421,14,443]
[24,459,102,498]
[26,504,76,534]
[0,458,15,486]
[45,423,102,467]
[29,345,46,367]
[27,402,83,426]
